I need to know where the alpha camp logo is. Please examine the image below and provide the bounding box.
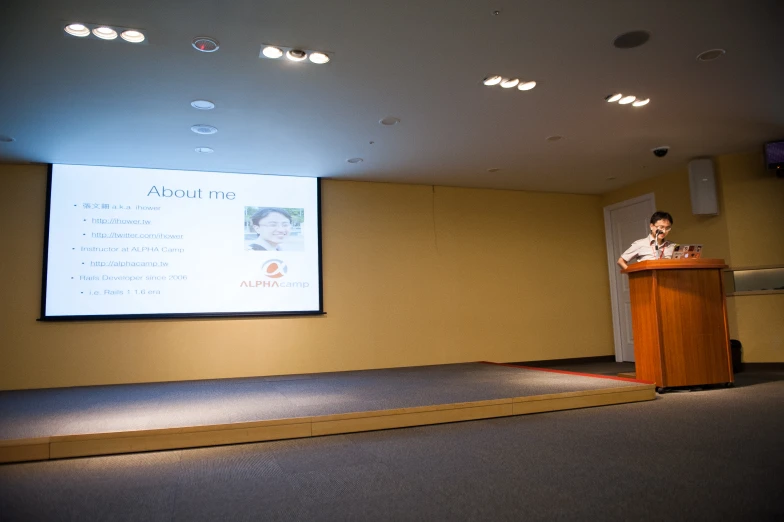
[240,259,309,288]
[262,259,287,278]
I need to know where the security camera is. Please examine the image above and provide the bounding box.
[652,146,670,158]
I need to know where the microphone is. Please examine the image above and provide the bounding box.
[655,228,665,237]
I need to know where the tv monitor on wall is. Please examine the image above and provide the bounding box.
[764,140,784,172]
[41,164,323,320]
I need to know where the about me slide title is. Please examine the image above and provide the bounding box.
[147,186,236,200]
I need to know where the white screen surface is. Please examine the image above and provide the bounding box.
[43,164,322,319]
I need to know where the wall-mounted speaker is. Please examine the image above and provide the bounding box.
[688,158,719,215]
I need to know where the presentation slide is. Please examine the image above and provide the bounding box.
[42,164,322,319]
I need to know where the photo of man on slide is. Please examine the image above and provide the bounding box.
[245,207,305,251]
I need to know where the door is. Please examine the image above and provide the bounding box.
[604,194,656,362]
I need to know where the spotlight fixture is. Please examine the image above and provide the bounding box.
[191,124,218,135]
[262,46,283,59]
[347,157,364,163]
[518,81,536,91]
[500,78,519,88]
[487,168,501,173]
[379,116,400,126]
[632,98,650,107]
[192,37,219,52]
[286,49,307,62]
[195,147,214,154]
[259,44,332,64]
[483,76,502,86]
[546,135,563,142]
[191,100,215,110]
[64,23,90,37]
[697,48,726,62]
[309,52,330,64]
[93,26,118,40]
[618,95,636,105]
[605,93,623,102]
[120,30,145,43]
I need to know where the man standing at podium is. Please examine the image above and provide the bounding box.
[617,211,675,270]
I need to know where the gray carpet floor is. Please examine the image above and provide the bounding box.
[0,363,640,440]
[0,363,781,521]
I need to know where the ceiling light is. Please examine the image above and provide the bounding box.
[64,24,90,37]
[347,157,364,163]
[518,81,536,91]
[546,135,563,142]
[309,52,330,64]
[613,30,651,49]
[286,49,307,62]
[190,100,215,110]
[191,124,218,135]
[93,27,118,40]
[697,48,726,62]
[487,168,501,173]
[605,93,623,102]
[192,37,219,52]
[120,30,145,43]
[500,78,519,88]
[195,147,214,154]
[483,76,502,86]
[618,95,636,105]
[262,46,283,59]
[632,98,650,107]
[379,116,400,126]
[0,135,15,143]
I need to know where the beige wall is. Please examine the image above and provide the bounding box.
[0,164,615,390]
[601,152,784,362]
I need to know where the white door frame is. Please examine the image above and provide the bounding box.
[603,193,656,362]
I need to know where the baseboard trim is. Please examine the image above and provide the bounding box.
[508,355,617,367]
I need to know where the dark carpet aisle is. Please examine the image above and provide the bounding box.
[0,365,782,522]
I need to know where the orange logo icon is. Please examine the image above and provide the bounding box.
[262,259,287,278]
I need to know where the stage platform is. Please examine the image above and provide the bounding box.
[0,363,654,464]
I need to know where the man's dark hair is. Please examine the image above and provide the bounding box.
[650,211,673,225]
[251,207,292,226]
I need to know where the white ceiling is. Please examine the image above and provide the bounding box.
[1,0,783,194]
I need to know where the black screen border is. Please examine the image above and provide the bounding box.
[39,164,325,321]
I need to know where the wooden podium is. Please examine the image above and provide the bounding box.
[622,259,733,389]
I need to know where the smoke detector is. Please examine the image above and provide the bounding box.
[192,37,219,52]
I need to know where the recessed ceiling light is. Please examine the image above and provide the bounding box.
[191,124,218,135]
[613,30,651,49]
[500,78,519,88]
[632,98,650,107]
[93,27,118,40]
[379,116,400,126]
[286,49,307,62]
[605,93,623,102]
[64,23,90,37]
[347,157,364,163]
[487,168,501,173]
[120,30,145,43]
[606,177,616,181]
[546,135,563,142]
[309,52,330,64]
[190,100,215,110]
[262,46,283,59]
[697,48,726,62]
[0,135,15,143]
[618,95,636,105]
[195,147,214,154]
[518,81,536,91]
[192,37,219,52]
[483,76,502,86]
